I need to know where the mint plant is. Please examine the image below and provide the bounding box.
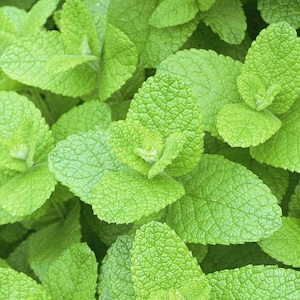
[0,0,300,299]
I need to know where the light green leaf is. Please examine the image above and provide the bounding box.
[108,0,198,67]
[98,236,136,300]
[43,243,98,300]
[0,163,56,218]
[21,0,60,36]
[0,31,97,97]
[51,100,111,142]
[259,217,300,268]
[48,130,124,204]
[28,201,81,281]
[148,131,186,179]
[250,99,300,172]
[217,103,282,147]
[92,171,185,224]
[99,24,138,101]
[109,120,164,176]
[0,268,49,300]
[258,0,300,29]
[60,0,100,55]
[149,0,198,28]
[167,154,282,244]
[127,74,204,176]
[200,0,246,44]
[237,22,300,114]
[289,180,300,218]
[197,0,216,11]
[207,265,300,299]
[157,49,242,137]
[131,222,211,299]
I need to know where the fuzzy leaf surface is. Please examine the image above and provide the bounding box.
[157,49,242,137]
[99,24,138,101]
[0,31,96,97]
[92,171,185,224]
[48,130,124,203]
[258,0,300,29]
[200,0,246,44]
[43,243,98,300]
[207,265,300,299]
[131,222,211,299]
[98,236,135,299]
[167,154,282,244]
[237,22,300,114]
[259,217,300,268]
[250,99,300,172]
[0,268,49,300]
[217,103,282,147]
[126,74,204,176]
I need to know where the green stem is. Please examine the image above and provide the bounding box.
[30,89,55,125]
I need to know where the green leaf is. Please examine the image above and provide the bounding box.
[250,99,300,172]
[289,180,300,218]
[237,22,300,115]
[217,103,282,147]
[60,0,100,55]
[0,267,49,300]
[258,0,300,29]
[149,0,198,28]
[258,217,300,268]
[197,0,216,11]
[157,49,242,137]
[48,130,124,204]
[99,24,138,101]
[98,236,136,300]
[127,74,204,176]
[0,31,97,97]
[207,265,300,299]
[200,0,246,44]
[51,100,111,142]
[21,0,60,36]
[167,154,282,244]
[92,171,185,224]
[28,201,81,281]
[108,0,198,67]
[0,163,56,218]
[131,222,211,299]
[43,243,98,300]
[109,120,164,176]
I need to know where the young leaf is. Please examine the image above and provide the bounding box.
[92,171,185,224]
[21,0,60,36]
[289,180,300,218]
[43,243,98,300]
[28,201,81,281]
[108,0,198,67]
[126,74,204,176]
[217,103,282,147]
[149,0,199,28]
[109,120,164,176]
[258,0,300,29]
[98,236,136,300]
[197,0,216,11]
[0,31,97,97]
[237,22,300,115]
[200,0,246,44]
[250,99,300,172]
[48,130,124,204]
[51,100,111,142]
[167,154,282,244]
[207,265,300,299]
[157,48,242,137]
[131,222,211,299]
[258,217,300,268]
[0,267,49,300]
[99,24,138,101]
[60,0,100,55]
